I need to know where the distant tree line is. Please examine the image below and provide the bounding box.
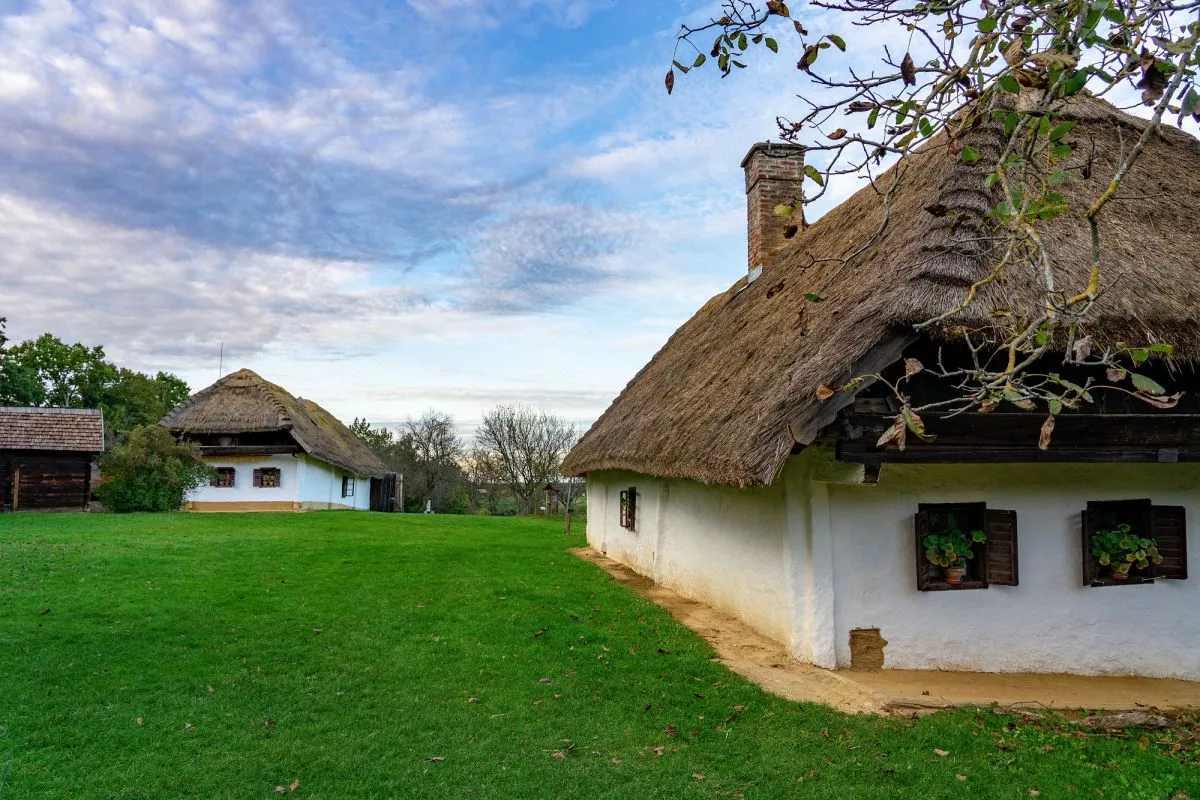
[351,405,581,516]
[0,318,191,443]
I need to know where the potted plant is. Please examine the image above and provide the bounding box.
[1091,523,1163,580]
[923,526,987,584]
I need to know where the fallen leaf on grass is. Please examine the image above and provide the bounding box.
[136,717,143,727]
[207,685,215,693]
[611,758,622,764]
[691,773,705,780]
[426,756,445,763]
[1029,791,1040,797]
[652,746,665,756]
[664,724,678,737]
[538,677,552,684]
[265,719,277,728]
[533,627,549,638]
[467,697,480,703]
[184,722,194,731]
[289,780,299,792]
[956,774,967,781]
[550,751,567,760]
[933,748,949,757]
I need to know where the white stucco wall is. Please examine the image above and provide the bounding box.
[188,454,371,510]
[587,453,1200,680]
[586,469,793,646]
[188,454,299,504]
[828,463,1200,679]
[297,455,371,510]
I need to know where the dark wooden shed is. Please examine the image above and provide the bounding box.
[0,407,105,512]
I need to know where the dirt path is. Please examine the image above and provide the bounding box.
[573,547,1200,716]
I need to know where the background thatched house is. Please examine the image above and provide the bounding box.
[563,93,1200,680]
[1,407,104,512]
[161,369,396,512]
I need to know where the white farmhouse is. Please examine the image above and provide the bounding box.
[161,369,394,512]
[563,93,1200,681]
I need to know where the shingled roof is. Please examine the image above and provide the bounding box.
[563,93,1200,487]
[160,369,389,478]
[0,407,105,452]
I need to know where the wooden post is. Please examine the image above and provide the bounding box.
[562,479,575,536]
[12,467,19,512]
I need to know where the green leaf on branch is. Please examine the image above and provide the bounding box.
[827,34,846,51]
[803,164,825,186]
[1131,373,1166,395]
[960,146,980,163]
[998,74,1021,94]
[1130,348,1150,366]
[1063,69,1090,95]
[979,16,997,33]
[1150,343,1175,354]
[692,53,706,68]
[1049,121,1076,140]
[765,37,778,53]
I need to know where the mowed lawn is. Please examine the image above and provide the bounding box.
[0,514,1195,800]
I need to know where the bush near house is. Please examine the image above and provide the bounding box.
[0,513,1195,799]
[95,424,213,512]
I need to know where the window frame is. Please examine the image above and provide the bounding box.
[253,467,282,489]
[619,487,637,531]
[342,475,355,498]
[915,502,1019,591]
[1082,499,1188,587]
[209,467,236,489]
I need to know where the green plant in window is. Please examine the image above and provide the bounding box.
[923,526,986,569]
[1091,524,1162,578]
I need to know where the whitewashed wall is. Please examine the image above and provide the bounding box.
[587,454,1200,680]
[189,454,299,504]
[297,455,371,510]
[828,463,1200,679]
[586,469,793,646]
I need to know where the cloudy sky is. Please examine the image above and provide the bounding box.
[0,0,834,435]
[0,0,1186,437]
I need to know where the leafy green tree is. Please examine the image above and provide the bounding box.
[96,425,213,512]
[6,333,115,408]
[0,318,44,406]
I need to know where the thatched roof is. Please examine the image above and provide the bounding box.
[160,369,389,478]
[0,407,104,452]
[563,93,1200,487]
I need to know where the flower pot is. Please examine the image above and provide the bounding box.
[1110,563,1132,581]
[943,566,965,585]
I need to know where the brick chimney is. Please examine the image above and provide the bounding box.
[741,142,806,271]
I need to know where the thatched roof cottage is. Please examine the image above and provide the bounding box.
[564,93,1200,680]
[161,369,396,512]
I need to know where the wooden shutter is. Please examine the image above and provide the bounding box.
[253,468,262,488]
[984,509,1019,586]
[1151,505,1188,580]
[914,510,932,591]
[628,487,637,530]
[1081,507,1096,585]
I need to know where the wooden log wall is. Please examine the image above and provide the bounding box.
[0,450,94,511]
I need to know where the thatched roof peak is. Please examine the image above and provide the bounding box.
[563,93,1200,487]
[161,368,388,478]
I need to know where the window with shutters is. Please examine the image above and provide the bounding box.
[210,468,235,488]
[342,475,355,498]
[619,487,637,531]
[253,468,281,488]
[1082,499,1187,587]
[915,503,1019,591]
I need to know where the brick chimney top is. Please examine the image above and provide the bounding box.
[742,142,806,271]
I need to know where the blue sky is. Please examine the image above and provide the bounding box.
[0,0,823,435]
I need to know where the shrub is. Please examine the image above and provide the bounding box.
[97,425,212,512]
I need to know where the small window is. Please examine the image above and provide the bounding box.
[619,487,637,531]
[210,467,236,488]
[1082,500,1187,587]
[253,468,281,488]
[915,503,1019,591]
[342,475,355,498]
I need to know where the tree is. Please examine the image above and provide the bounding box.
[0,318,44,406]
[670,0,1199,445]
[474,405,577,514]
[0,326,190,439]
[462,445,507,514]
[96,425,213,512]
[405,410,464,512]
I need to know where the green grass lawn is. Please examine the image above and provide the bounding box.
[0,512,1195,799]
